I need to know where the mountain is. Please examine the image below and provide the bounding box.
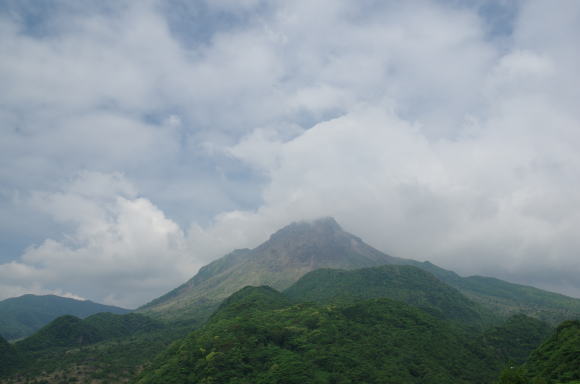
[140,217,580,326]
[284,265,489,326]
[0,294,130,340]
[135,286,504,384]
[139,217,407,321]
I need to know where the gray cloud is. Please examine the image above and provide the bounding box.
[1,0,580,306]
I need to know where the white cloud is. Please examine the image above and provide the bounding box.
[0,172,199,308]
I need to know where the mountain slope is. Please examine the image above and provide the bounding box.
[135,286,503,384]
[139,217,407,321]
[0,294,129,340]
[284,265,489,326]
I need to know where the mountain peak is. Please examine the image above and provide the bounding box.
[267,217,343,242]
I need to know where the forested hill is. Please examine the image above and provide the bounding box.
[135,286,505,384]
[284,265,491,327]
[0,294,129,340]
[134,284,558,384]
[15,313,163,352]
[1,313,168,383]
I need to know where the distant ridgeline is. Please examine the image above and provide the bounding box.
[2,218,580,384]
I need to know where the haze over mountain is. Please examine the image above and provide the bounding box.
[141,218,580,326]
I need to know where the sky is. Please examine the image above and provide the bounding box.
[1,0,579,308]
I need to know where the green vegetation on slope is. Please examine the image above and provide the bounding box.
[494,320,580,384]
[408,261,580,325]
[4,280,557,384]
[15,315,103,352]
[14,313,162,353]
[134,286,504,384]
[284,265,492,327]
[84,312,164,339]
[4,325,192,384]
[211,285,293,322]
[2,313,176,384]
[0,334,21,376]
[480,314,552,364]
[0,294,129,340]
[526,320,580,382]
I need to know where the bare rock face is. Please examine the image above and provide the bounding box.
[139,217,405,321]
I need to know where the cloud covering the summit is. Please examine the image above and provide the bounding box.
[1,0,580,306]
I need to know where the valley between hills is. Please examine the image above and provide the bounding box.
[1,218,579,384]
